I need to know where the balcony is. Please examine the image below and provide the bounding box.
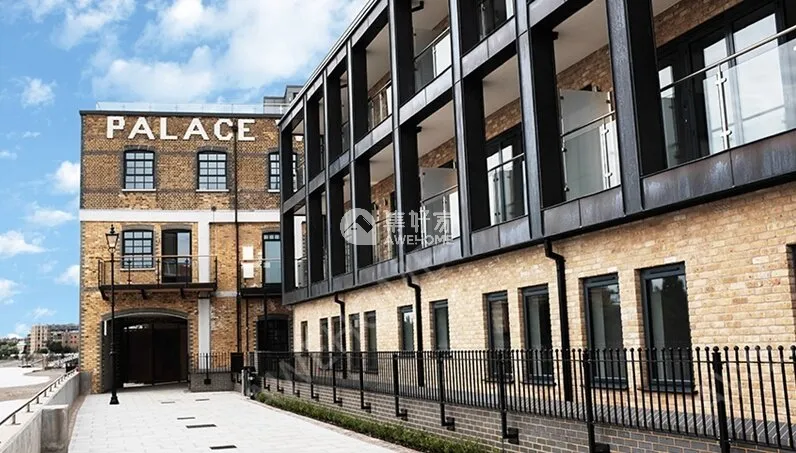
[420,185,460,248]
[414,29,452,93]
[240,258,282,297]
[97,255,217,300]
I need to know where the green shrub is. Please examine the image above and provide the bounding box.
[254,392,493,453]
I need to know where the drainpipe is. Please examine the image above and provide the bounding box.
[406,275,424,387]
[544,239,573,402]
[233,125,242,353]
[333,294,347,379]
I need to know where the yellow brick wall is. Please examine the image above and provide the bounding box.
[293,181,796,353]
[81,113,281,211]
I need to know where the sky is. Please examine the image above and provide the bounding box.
[0,0,366,339]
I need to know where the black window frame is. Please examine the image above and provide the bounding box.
[268,152,281,191]
[123,150,155,190]
[432,300,450,352]
[365,311,378,373]
[320,318,330,368]
[300,321,308,353]
[349,313,361,371]
[485,291,512,380]
[262,232,281,284]
[522,285,554,384]
[583,274,627,388]
[484,125,526,227]
[197,150,228,191]
[655,1,792,169]
[398,305,414,352]
[640,263,694,392]
[121,229,154,269]
[476,0,512,43]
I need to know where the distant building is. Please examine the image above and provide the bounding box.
[29,324,80,352]
[29,325,49,353]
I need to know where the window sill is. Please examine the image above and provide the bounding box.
[122,188,156,193]
[267,189,280,193]
[522,378,556,386]
[640,384,697,395]
[196,189,230,193]
[119,267,156,272]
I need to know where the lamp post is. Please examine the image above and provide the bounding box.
[106,225,120,405]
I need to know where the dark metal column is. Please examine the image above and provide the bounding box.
[389,0,420,265]
[324,70,344,163]
[349,41,369,144]
[307,191,325,283]
[305,96,322,179]
[606,0,666,213]
[514,0,542,238]
[279,127,294,198]
[448,0,472,256]
[328,175,346,277]
[352,156,373,270]
[461,77,489,232]
[526,27,565,211]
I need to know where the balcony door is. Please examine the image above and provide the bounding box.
[162,230,191,283]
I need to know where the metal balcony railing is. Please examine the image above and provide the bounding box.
[97,255,217,287]
[241,258,282,289]
[420,185,460,248]
[414,29,452,92]
[561,110,620,201]
[659,24,796,168]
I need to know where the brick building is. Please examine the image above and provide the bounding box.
[271,0,796,451]
[79,93,297,393]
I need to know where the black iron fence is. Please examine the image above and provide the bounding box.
[246,347,796,451]
[189,352,233,374]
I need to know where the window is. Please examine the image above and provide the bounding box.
[161,230,191,283]
[585,275,626,385]
[300,321,308,353]
[365,311,378,372]
[486,127,526,225]
[349,314,361,371]
[123,150,154,190]
[477,0,513,41]
[197,151,227,190]
[432,301,450,351]
[398,306,414,351]
[262,233,281,284]
[642,264,693,389]
[657,3,794,168]
[331,316,342,369]
[268,152,280,191]
[121,230,154,269]
[486,292,511,378]
[320,318,329,367]
[523,286,553,382]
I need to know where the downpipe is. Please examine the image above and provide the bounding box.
[543,239,573,402]
[334,293,348,379]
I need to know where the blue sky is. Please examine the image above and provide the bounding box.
[0,0,364,339]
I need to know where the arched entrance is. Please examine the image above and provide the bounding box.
[101,310,189,392]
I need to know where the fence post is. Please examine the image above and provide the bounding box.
[359,352,371,412]
[582,350,597,452]
[497,350,519,443]
[309,354,318,400]
[437,353,455,430]
[332,354,342,406]
[276,354,284,393]
[712,348,731,453]
[392,353,408,420]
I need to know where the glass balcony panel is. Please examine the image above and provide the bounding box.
[477,0,512,40]
[263,258,281,284]
[487,155,526,226]
[371,214,394,264]
[295,257,307,288]
[414,31,451,92]
[420,187,459,248]
[562,116,620,201]
[703,35,795,154]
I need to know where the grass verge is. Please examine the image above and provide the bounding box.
[255,391,493,453]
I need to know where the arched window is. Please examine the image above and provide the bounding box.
[197,151,227,190]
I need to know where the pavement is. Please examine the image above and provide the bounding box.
[69,386,414,453]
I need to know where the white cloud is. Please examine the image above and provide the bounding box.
[92,0,367,102]
[0,231,46,258]
[31,307,56,319]
[0,279,20,304]
[19,0,135,48]
[21,77,56,107]
[56,264,79,286]
[5,333,22,339]
[14,323,29,336]
[22,131,41,138]
[39,260,58,274]
[26,203,75,227]
[0,150,17,160]
[51,161,80,194]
